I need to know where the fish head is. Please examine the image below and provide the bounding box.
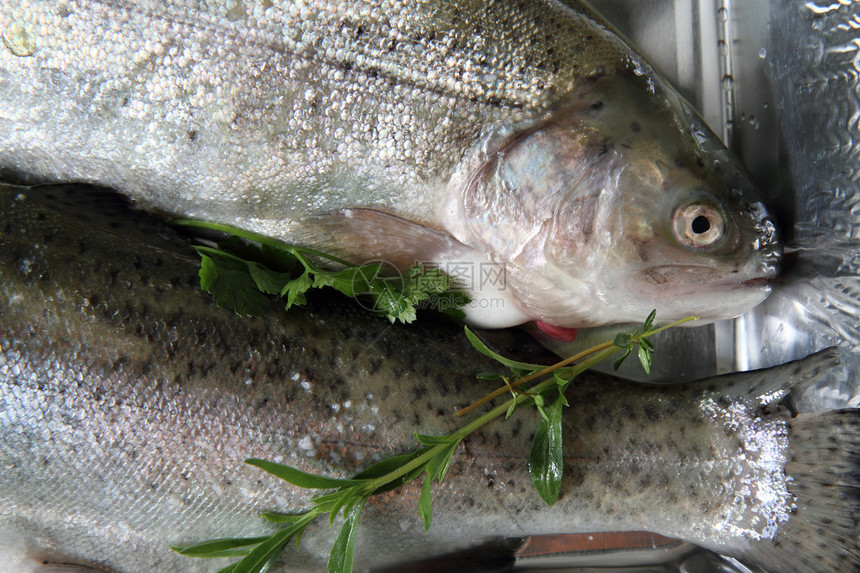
[452,72,781,328]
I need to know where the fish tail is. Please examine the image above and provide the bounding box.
[743,409,860,572]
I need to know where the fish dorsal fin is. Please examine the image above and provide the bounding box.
[295,208,474,272]
[689,347,841,408]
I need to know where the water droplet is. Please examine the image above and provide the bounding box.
[758,47,768,60]
[2,22,36,57]
[721,74,735,90]
[718,7,728,22]
[748,115,760,130]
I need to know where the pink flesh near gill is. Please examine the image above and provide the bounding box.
[535,320,578,342]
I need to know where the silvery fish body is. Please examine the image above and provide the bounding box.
[0,0,780,331]
[0,183,854,572]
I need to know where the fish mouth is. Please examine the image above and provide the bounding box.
[740,277,771,289]
[637,266,773,292]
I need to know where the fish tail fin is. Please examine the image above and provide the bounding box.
[692,347,841,408]
[742,409,860,572]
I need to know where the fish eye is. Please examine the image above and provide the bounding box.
[672,202,726,249]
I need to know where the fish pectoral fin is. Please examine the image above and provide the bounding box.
[296,208,475,272]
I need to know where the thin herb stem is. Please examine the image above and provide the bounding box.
[642,315,699,335]
[455,341,613,417]
[174,219,357,267]
[357,346,619,495]
[454,315,697,417]
[193,244,252,264]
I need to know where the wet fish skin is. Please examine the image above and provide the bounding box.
[0,182,854,573]
[0,0,779,330]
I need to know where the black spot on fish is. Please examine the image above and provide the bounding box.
[598,138,614,156]
[643,404,659,422]
[510,418,523,438]
[187,130,197,142]
[591,101,604,110]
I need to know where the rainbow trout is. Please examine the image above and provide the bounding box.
[0,0,780,334]
[0,184,854,572]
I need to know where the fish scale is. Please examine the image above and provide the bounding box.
[0,183,856,572]
[0,0,780,330]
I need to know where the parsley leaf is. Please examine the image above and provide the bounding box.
[176,220,468,323]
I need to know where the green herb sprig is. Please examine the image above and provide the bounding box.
[173,312,697,572]
[174,220,468,323]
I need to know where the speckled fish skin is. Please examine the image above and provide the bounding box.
[0,183,854,573]
[0,0,780,330]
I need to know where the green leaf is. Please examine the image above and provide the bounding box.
[535,402,549,423]
[228,522,304,573]
[171,536,268,558]
[415,440,461,531]
[429,292,470,320]
[432,441,461,483]
[323,491,364,525]
[245,459,360,489]
[352,451,421,479]
[643,309,657,331]
[281,271,312,310]
[505,400,518,419]
[528,396,565,506]
[638,345,652,375]
[260,244,302,273]
[198,253,271,316]
[553,367,576,386]
[353,449,430,494]
[327,499,366,573]
[612,347,632,370]
[417,469,435,531]
[248,262,293,295]
[613,332,633,348]
[464,327,543,372]
[309,490,348,515]
[476,372,503,381]
[261,512,307,524]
